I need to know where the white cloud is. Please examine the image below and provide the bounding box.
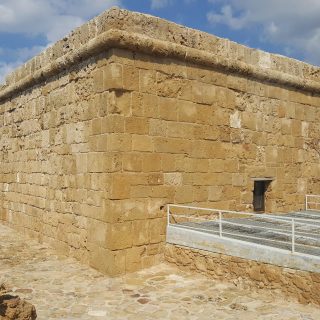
[0,0,120,42]
[0,45,46,83]
[9,45,46,62]
[207,5,248,30]
[0,0,120,83]
[207,0,320,65]
[0,62,15,84]
[151,0,172,10]
[46,15,84,43]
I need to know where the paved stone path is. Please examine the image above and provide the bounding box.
[0,224,319,319]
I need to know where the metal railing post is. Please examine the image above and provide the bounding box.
[305,195,308,211]
[219,211,222,237]
[291,218,295,253]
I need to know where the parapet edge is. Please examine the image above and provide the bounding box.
[1,7,320,101]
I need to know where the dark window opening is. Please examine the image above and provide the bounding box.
[253,180,269,212]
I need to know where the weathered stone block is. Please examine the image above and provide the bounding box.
[103,63,123,90]
[132,135,153,152]
[125,246,145,272]
[87,219,108,247]
[123,65,139,91]
[125,117,149,134]
[107,91,131,116]
[93,68,104,93]
[101,115,125,133]
[107,134,132,152]
[123,153,143,172]
[139,69,157,94]
[110,174,131,200]
[89,245,126,276]
[177,101,198,123]
[158,97,178,121]
[142,154,162,172]
[208,186,223,201]
[149,218,166,244]
[132,220,149,246]
[105,221,133,250]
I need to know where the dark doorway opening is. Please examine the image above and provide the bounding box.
[253,180,270,212]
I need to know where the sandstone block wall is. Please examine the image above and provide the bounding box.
[165,244,320,305]
[0,7,319,275]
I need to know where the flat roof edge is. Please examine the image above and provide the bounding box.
[1,8,320,101]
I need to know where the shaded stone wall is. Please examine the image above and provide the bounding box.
[0,7,319,275]
[165,244,320,305]
[0,52,167,275]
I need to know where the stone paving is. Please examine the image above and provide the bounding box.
[0,224,319,319]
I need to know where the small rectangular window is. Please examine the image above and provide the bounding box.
[252,178,273,212]
[253,181,267,211]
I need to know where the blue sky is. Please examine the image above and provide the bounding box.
[1,0,320,83]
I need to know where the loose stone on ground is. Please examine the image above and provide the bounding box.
[0,283,37,320]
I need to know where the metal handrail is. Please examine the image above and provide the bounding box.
[167,203,320,255]
[169,213,320,241]
[168,204,319,224]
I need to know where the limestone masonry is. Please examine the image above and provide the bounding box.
[0,7,319,277]
[165,244,320,305]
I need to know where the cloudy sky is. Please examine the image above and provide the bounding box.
[1,0,320,83]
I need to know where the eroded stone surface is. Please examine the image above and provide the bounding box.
[165,244,320,306]
[3,7,320,91]
[0,284,37,320]
[0,224,319,320]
